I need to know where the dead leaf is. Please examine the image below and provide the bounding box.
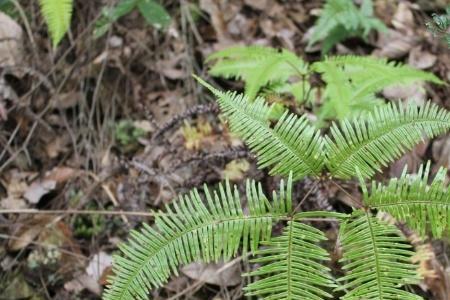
[221,159,250,181]
[408,46,437,69]
[23,179,56,204]
[65,273,101,295]
[0,12,24,71]
[432,136,450,170]
[7,215,55,251]
[374,29,419,59]
[382,83,426,104]
[244,0,268,10]
[23,167,78,204]
[0,169,35,209]
[86,251,113,282]
[391,2,415,34]
[45,166,78,183]
[182,261,241,286]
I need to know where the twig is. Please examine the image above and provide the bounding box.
[0,209,160,217]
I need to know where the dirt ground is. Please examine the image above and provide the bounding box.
[0,1,450,299]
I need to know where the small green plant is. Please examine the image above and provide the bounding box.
[207,46,443,125]
[115,120,146,146]
[308,0,387,54]
[102,71,450,299]
[36,0,170,47]
[38,0,73,48]
[426,6,450,47]
[94,0,171,38]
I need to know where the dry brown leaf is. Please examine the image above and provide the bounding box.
[374,29,419,59]
[382,83,426,104]
[221,159,250,181]
[432,136,450,170]
[244,0,268,10]
[23,167,78,204]
[181,261,241,286]
[86,251,113,283]
[391,2,415,34]
[0,12,24,71]
[7,215,55,251]
[0,169,35,209]
[23,179,56,204]
[408,46,437,70]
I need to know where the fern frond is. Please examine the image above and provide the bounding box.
[244,220,335,299]
[326,101,450,179]
[39,0,73,47]
[363,162,450,238]
[318,55,444,103]
[103,176,293,300]
[204,85,325,180]
[207,46,307,100]
[308,0,386,52]
[337,210,422,300]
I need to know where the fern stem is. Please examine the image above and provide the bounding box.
[365,211,384,300]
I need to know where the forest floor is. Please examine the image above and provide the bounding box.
[0,1,450,299]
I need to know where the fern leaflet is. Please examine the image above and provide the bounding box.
[207,46,307,100]
[245,219,335,299]
[337,210,421,300]
[363,162,450,238]
[103,177,293,300]
[196,79,325,180]
[326,101,450,179]
[38,0,73,47]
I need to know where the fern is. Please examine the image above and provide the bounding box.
[104,71,450,299]
[103,177,293,300]
[337,210,422,300]
[312,55,444,122]
[325,101,450,179]
[244,219,335,299]
[196,76,325,180]
[208,46,443,123]
[207,46,307,100]
[38,0,73,47]
[363,162,450,238]
[308,0,386,54]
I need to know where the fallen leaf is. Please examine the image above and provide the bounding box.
[221,159,250,181]
[86,251,113,282]
[391,2,415,34]
[0,12,24,71]
[7,215,55,251]
[23,179,56,204]
[382,83,426,104]
[182,261,241,286]
[374,29,419,59]
[408,46,437,69]
[65,273,101,295]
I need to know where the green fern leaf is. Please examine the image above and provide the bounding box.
[326,101,450,179]
[197,80,325,180]
[317,55,444,104]
[313,55,444,122]
[244,219,335,299]
[308,0,386,53]
[103,176,293,300]
[337,210,422,300]
[363,162,450,238]
[207,46,307,100]
[39,0,73,47]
